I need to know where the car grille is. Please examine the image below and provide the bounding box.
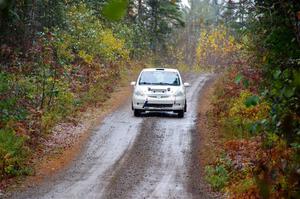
[148,95,170,99]
[144,103,173,108]
[160,95,169,98]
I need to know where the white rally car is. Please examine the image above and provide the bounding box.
[131,68,190,118]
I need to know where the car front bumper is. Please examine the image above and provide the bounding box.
[132,95,185,111]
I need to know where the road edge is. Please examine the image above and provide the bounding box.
[188,75,223,199]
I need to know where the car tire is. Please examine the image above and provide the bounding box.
[177,110,184,118]
[134,109,142,117]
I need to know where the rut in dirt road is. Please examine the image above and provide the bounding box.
[11,73,212,199]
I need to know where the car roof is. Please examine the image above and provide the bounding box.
[142,68,179,72]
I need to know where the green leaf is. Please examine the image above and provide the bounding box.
[249,123,258,133]
[234,74,243,84]
[244,95,259,107]
[292,70,300,87]
[273,70,281,79]
[102,0,128,21]
[242,79,249,88]
[291,143,300,149]
[283,86,295,98]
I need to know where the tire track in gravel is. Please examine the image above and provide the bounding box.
[102,73,212,199]
[11,103,144,199]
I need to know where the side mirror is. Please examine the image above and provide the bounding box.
[130,81,136,86]
[184,82,190,87]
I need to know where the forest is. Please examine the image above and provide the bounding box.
[0,0,299,198]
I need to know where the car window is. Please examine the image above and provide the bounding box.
[139,71,181,86]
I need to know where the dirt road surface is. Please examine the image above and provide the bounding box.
[12,73,212,199]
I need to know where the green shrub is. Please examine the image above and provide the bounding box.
[0,72,28,124]
[41,83,75,132]
[222,90,270,138]
[205,164,229,191]
[0,129,31,178]
[227,177,258,196]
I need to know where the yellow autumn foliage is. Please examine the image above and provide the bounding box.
[228,90,270,123]
[196,25,241,68]
[222,90,270,137]
[79,50,93,64]
[100,29,129,61]
[54,2,129,64]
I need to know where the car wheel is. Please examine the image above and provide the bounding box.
[134,109,142,117]
[177,110,184,118]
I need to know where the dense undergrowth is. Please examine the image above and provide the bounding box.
[199,1,300,198]
[206,67,299,198]
[0,0,163,181]
[203,24,299,199]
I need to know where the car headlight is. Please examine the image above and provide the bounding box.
[174,90,184,97]
[134,89,145,96]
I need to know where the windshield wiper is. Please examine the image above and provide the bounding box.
[139,82,153,85]
[157,82,175,85]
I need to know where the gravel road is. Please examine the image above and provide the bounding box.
[12,73,212,199]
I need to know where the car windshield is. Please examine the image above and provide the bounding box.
[139,71,180,86]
